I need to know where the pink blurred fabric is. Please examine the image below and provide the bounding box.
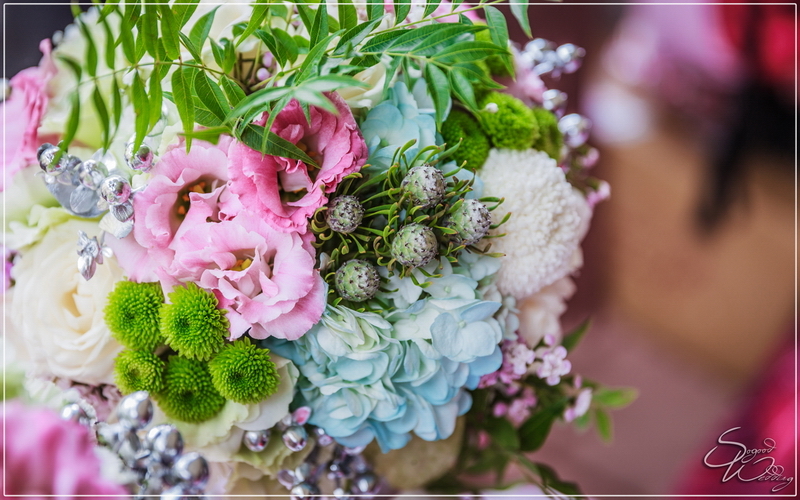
[0,401,128,496]
[676,327,797,497]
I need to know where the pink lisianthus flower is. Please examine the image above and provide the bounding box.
[110,138,234,282]
[1,39,57,190]
[0,401,128,496]
[165,211,325,340]
[223,93,367,234]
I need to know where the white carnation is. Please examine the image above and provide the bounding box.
[481,149,591,299]
[9,219,125,385]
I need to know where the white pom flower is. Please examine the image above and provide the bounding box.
[481,149,591,299]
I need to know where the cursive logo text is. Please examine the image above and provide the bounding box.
[704,427,793,493]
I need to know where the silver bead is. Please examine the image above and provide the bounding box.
[126,142,155,172]
[313,426,334,447]
[78,160,109,189]
[146,424,184,465]
[37,143,69,175]
[99,175,132,205]
[60,403,91,426]
[292,462,313,483]
[117,391,154,430]
[117,429,144,468]
[559,113,592,148]
[542,89,568,118]
[95,421,124,448]
[111,201,135,222]
[343,445,365,455]
[333,487,351,500]
[290,482,320,499]
[276,469,297,489]
[242,429,271,452]
[160,485,203,500]
[282,425,308,452]
[171,452,209,490]
[350,471,379,496]
[555,43,586,74]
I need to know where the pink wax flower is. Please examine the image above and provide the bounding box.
[1,39,57,191]
[223,93,367,234]
[112,137,234,282]
[165,211,325,340]
[0,401,128,496]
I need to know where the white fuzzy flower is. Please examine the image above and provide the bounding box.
[481,149,591,299]
[9,219,125,385]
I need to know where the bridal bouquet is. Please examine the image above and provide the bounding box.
[2,0,629,497]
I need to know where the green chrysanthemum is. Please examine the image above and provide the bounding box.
[114,350,165,395]
[208,339,279,404]
[477,92,539,150]
[104,281,164,351]
[531,107,564,160]
[155,355,225,423]
[160,283,228,361]
[475,29,513,77]
[441,110,491,170]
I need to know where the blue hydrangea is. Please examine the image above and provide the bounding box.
[264,302,501,452]
[360,82,439,172]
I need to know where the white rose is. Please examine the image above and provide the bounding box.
[337,63,390,109]
[9,218,125,385]
[517,277,576,348]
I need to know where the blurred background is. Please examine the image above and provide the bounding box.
[2,1,796,497]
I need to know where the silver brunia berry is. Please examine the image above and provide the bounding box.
[326,195,364,234]
[391,223,438,268]
[335,259,380,302]
[400,165,445,208]
[444,199,491,247]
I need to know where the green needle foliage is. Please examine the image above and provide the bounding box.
[208,339,280,405]
[104,281,165,351]
[160,283,229,361]
[155,355,226,423]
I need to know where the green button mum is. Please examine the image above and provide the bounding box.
[441,109,491,170]
[160,283,229,361]
[104,281,164,351]
[477,92,539,150]
[155,355,225,423]
[531,107,564,160]
[208,339,279,405]
[114,350,165,395]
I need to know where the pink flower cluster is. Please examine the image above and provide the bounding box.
[493,386,538,427]
[112,93,367,341]
[478,338,536,388]
[0,401,128,496]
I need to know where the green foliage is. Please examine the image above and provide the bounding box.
[477,92,539,149]
[59,0,511,175]
[208,339,280,404]
[160,282,229,361]
[155,355,226,423]
[441,109,490,170]
[104,281,165,351]
[114,350,165,395]
[475,29,512,78]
